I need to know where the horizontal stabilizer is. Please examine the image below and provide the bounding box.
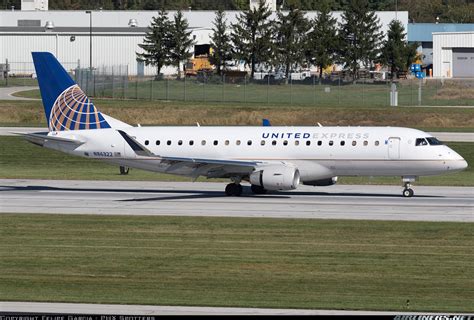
[13,132,85,147]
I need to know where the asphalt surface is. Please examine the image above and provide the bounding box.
[1,180,472,222]
[0,86,39,100]
[2,301,471,316]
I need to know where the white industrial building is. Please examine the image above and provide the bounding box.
[433,31,474,78]
[0,10,408,76]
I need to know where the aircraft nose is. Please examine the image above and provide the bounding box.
[448,159,468,172]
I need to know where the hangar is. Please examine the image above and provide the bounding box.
[433,31,474,78]
[0,10,407,76]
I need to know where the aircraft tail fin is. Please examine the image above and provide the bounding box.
[32,52,117,131]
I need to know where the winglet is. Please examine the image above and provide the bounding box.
[117,130,155,157]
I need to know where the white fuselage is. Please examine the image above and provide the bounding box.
[45,126,467,181]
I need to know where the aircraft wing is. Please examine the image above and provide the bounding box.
[13,132,85,148]
[117,130,261,179]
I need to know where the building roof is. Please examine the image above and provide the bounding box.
[408,23,474,42]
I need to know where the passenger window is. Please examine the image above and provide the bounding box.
[201,140,206,146]
[375,141,379,146]
[295,141,300,146]
[340,141,345,146]
[416,138,428,146]
[352,141,356,146]
[363,141,368,146]
[213,140,218,146]
[145,140,149,145]
[317,141,322,146]
[156,140,160,146]
[283,140,288,146]
[306,141,311,146]
[236,140,241,145]
[189,140,194,146]
[225,140,230,145]
[272,140,277,146]
[329,140,334,146]
[178,140,183,146]
[261,140,265,146]
[247,140,252,146]
[167,140,171,146]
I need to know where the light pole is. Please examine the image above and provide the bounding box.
[85,10,92,72]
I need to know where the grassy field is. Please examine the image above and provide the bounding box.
[0,136,472,186]
[1,98,474,130]
[10,78,474,108]
[0,214,472,312]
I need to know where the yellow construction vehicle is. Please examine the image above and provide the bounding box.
[185,44,213,77]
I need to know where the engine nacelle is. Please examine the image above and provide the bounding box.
[250,165,300,191]
[303,177,338,186]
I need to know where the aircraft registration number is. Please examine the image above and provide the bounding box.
[93,151,113,157]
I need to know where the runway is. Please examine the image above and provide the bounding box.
[1,179,472,222]
[2,301,471,316]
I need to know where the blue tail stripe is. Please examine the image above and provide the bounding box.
[31,52,110,131]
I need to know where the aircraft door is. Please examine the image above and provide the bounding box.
[388,137,401,159]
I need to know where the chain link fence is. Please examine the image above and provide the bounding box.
[2,61,473,107]
[0,60,78,87]
[79,71,474,107]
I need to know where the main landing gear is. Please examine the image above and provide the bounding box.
[225,183,243,196]
[225,177,243,196]
[402,177,416,198]
[119,166,129,175]
[250,184,267,195]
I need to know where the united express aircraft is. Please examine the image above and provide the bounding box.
[21,52,468,197]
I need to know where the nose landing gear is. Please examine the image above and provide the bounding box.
[402,177,416,197]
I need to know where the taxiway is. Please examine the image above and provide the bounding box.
[1,179,472,222]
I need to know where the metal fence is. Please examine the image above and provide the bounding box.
[78,72,474,107]
[0,60,78,87]
[2,61,473,107]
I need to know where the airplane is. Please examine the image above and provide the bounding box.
[19,52,468,198]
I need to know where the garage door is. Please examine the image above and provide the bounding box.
[453,48,474,78]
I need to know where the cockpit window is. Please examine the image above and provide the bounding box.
[415,138,428,146]
[426,137,443,145]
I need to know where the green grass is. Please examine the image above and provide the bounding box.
[0,77,38,87]
[10,78,474,107]
[0,214,472,312]
[0,136,472,186]
[1,97,474,129]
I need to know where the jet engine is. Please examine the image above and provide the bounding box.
[303,177,338,186]
[249,165,300,191]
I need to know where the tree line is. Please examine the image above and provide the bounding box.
[138,0,418,82]
[4,0,474,23]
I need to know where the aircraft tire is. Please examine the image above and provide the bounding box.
[251,184,267,195]
[402,188,414,198]
[225,183,242,196]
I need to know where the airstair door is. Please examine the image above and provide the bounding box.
[388,137,401,159]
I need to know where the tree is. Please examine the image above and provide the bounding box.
[338,0,383,81]
[210,10,233,75]
[379,19,412,80]
[136,9,172,79]
[231,0,274,79]
[306,0,339,81]
[274,7,310,84]
[169,10,194,79]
